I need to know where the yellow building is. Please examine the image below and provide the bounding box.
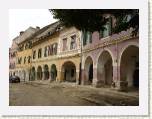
[14,27,40,81]
[14,22,82,84]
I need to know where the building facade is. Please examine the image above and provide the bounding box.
[9,16,139,91]
[81,15,139,90]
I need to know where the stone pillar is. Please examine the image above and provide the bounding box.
[76,70,80,85]
[112,64,128,91]
[81,69,85,85]
[92,67,98,87]
[112,65,120,88]
[57,70,64,82]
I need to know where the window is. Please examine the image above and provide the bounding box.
[99,17,112,39]
[28,56,31,63]
[38,48,42,58]
[33,50,36,59]
[25,43,28,49]
[83,31,92,46]
[18,57,22,64]
[70,35,76,50]
[48,45,52,56]
[24,57,26,64]
[62,38,67,51]
[44,46,48,57]
[53,43,58,55]
[54,43,58,55]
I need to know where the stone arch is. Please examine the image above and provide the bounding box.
[84,56,93,85]
[82,54,94,69]
[96,48,114,67]
[43,64,49,80]
[61,61,76,82]
[37,66,43,80]
[97,50,113,87]
[119,42,139,66]
[50,64,57,81]
[120,45,139,88]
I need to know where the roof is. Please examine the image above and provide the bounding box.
[19,21,61,45]
[34,21,61,39]
[17,27,39,44]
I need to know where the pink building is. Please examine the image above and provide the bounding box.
[81,17,139,91]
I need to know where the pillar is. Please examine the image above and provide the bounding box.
[76,70,80,85]
[92,67,98,87]
[42,71,45,80]
[112,65,120,89]
[81,68,86,85]
[57,70,64,82]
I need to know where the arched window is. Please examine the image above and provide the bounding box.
[38,48,42,58]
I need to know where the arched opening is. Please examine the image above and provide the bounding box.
[84,56,93,85]
[37,66,42,80]
[44,65,49,80]
[120,45,139,88]
[50,64,57,81]
[31,67,36,81]
[13,72,15,76]
[22,70,26,81]
[97,51,113,87]
[62,61,76,82]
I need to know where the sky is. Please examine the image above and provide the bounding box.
[9,9,57,47]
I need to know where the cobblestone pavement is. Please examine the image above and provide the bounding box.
[9,81,139,106]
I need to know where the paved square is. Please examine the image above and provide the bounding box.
[9,82,139,106]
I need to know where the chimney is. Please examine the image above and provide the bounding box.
[20,31,24,35]
[36,26,40,30]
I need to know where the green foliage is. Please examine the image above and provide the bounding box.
[50,9,139,35]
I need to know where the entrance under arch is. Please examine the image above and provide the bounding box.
[31,67,36,81]
[120,45,139,88]
[84,56,93,85]
[37,66,42,80]
[97,51,113,87]
[62,61,76,82]
[44,65,49,80]
[50,64,57,81]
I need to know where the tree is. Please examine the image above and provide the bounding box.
[49,9,139,35]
